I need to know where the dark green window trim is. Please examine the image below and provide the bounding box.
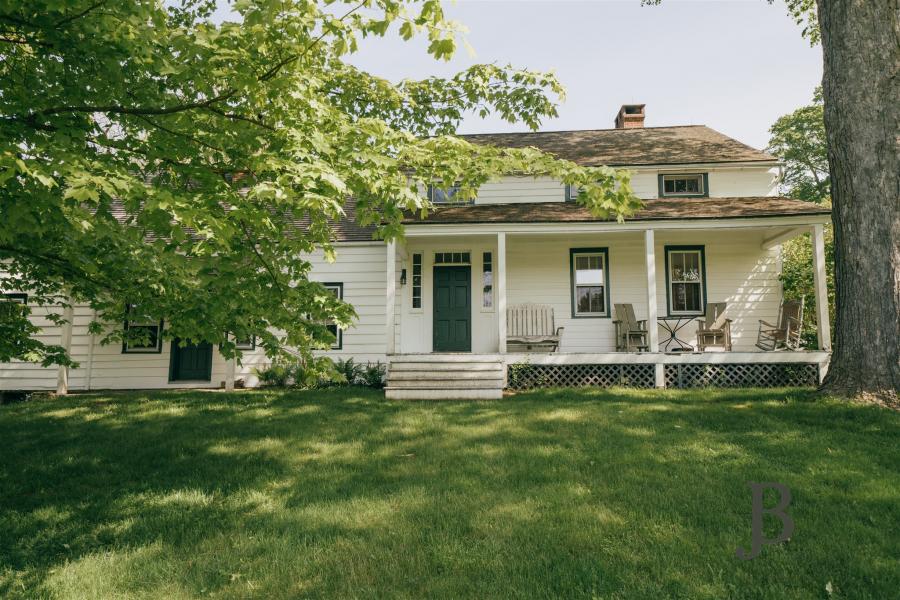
[3,293,27,304]
[323,282,343,350]
[569,247,611,319]
[657,173,709,198]
[663,245,707,317]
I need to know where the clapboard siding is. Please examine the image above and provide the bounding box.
[472,167,778,204]
[0,243,389,390]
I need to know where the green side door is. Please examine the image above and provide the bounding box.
[433,265,471,352]
[169,339,213,382]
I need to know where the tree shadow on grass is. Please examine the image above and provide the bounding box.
[0,387,897,598]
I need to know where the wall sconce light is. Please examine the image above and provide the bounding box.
[400,269,407,285]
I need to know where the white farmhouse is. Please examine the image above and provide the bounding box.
[1,105,832,399]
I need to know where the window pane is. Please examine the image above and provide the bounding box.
[575,254,603,285]
[576,286,592,313]
[589,287,605,313]
[128,324,158,348]
[671,252,685,281]
[683,253,700,281]
[576,286,604,314]
[664,179,675,193]
[686,178,699,193]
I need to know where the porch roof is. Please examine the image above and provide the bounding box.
[401,196,830,226]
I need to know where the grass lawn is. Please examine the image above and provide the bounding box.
[1,387,898,599]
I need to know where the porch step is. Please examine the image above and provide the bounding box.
[384,388,504,400]
[385,356,505,400]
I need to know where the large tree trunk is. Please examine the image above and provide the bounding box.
[816,0,900,404]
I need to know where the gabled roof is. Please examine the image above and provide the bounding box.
[461,125,775,167]
[402,197,830,226]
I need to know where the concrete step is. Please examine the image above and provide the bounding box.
[388,354,503,363]
[386,378,504,390]
[385,388,504,400]
[388,371,504,382]
[388,362,503,372]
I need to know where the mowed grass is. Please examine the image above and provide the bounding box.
[0,387,898,599]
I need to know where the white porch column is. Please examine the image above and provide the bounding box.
[497,232,507,353]
[55,302,74,395]
[385,239,397,355]
[644,229,664,387]
[811,224,831,351]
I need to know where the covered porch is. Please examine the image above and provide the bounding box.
[383,209,831,395]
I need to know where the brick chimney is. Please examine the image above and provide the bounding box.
[614,104,645,129]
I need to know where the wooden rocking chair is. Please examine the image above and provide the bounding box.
[756,297,805,351]
[613,304,649,352]
[696,302,732,351]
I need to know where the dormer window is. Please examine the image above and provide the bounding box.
[428,185,468,204]
[659,173,708,198]
[565,184,582,202]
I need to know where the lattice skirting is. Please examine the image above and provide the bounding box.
[664,363,818,388]
[506,363,656,390]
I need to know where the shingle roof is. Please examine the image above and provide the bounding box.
[461,126,775,166]
[401,197,830,226]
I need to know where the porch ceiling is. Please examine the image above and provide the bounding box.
[401,197,830,226]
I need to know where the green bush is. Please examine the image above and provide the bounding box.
[334,358,365,386]
[360,362,386,389]
[254,356,343,389]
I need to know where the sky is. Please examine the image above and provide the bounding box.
[217,1,824,151]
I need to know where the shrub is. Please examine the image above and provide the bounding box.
[335,358,365,386]
[361,362,386,389]
[254,356,342,389]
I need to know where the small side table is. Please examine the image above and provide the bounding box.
[658,316,696,352]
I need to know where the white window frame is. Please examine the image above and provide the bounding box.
[666,248,706,316]
[433,251,471,266]
[481,251,493,311]
[411,253,423,312]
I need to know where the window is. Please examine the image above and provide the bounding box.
[482,252,493,309]
[234,335,256,351]
[434,252,470,265]
[323,283,343,349]
[411,253,422,309]
[122,305,163,353]
[565,184,582,202]
[659,173,708,197]
[665,246,706,315]
[428,185,469,204]
[569,248,610,317]
[3,293,27,304]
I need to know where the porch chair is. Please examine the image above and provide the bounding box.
[506,304,564,352]
[613,304,649,352]
[695,302,732,351]
[756,297,805,351]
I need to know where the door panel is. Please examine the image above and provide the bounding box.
[433,266,471,352]
[169,339,213,381]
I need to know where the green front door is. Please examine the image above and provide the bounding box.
[169,339,213,382]
[433,265,471,352]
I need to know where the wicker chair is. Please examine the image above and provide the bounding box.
[696,302,732,351]
[613,304,649,352]
[756,297,805,351]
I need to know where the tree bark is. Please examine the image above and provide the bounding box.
[816,0,900,404]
